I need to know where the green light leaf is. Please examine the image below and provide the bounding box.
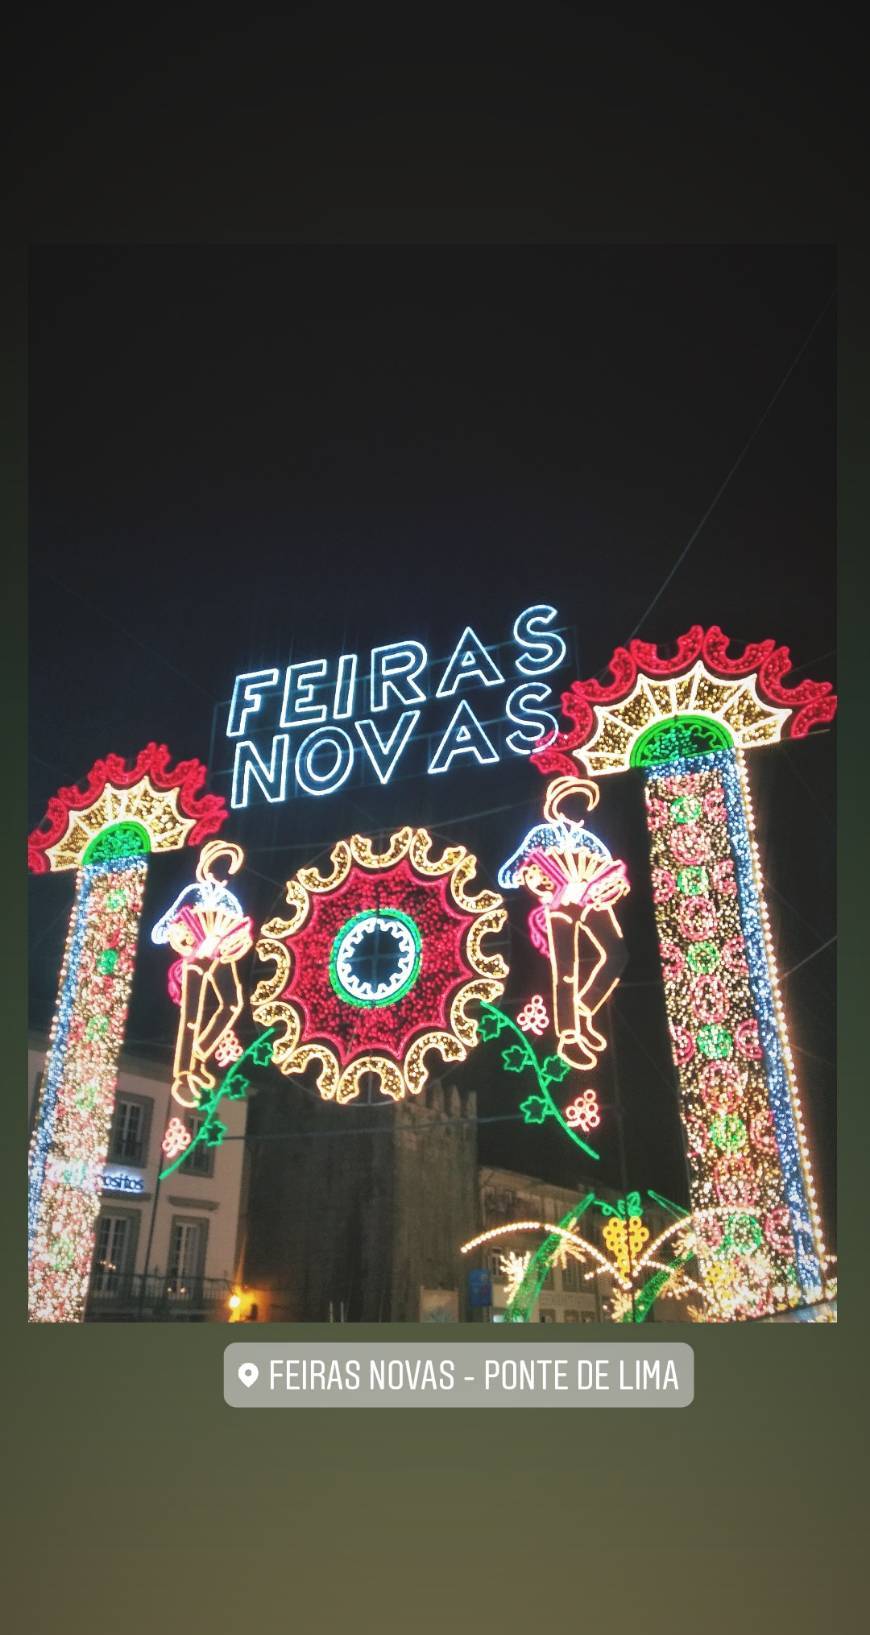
[226,1074,250,1101]
[249,1035,275,1067]
[204,1119,227,1148]
[501,1043,530,1073]
[540,1054,571,1085]
[478,1007,510,1042]
[519,1096,551,1125]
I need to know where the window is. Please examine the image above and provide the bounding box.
[541,1265,554,1288]
[580,1309,597,1323]
[539,1308,556,1324]
[184,1113,215,1177]
[109,1096,151,1165]
[564,1310,579,1324]
[167,1216,208,1296]
[489,1252,505,1281]
[91,1211,138,1295]
[561,1259,582,1292]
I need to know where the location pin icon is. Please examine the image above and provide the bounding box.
[238,1362,259,1388]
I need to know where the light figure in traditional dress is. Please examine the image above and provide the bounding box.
[498,777,630,1070]
[152,840,253,1107]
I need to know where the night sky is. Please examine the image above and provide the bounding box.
[28,246,836,1238]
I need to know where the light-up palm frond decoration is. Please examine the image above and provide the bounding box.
[533,624,836,781]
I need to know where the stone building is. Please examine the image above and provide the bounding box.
[240,1077,479,1322]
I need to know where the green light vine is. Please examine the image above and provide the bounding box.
[478,1002,600,1161]
[158,1027,276,1180]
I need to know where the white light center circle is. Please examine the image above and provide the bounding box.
[334,914,419,1005]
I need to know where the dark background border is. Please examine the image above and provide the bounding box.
[4,13,867,1630]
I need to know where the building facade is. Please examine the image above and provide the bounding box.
[28,1034,249,1322]
[28,1029,695,1325]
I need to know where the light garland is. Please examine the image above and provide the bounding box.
[27,745,227,1324]
[252,827,508,1103]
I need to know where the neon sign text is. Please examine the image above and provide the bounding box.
[227,605,570,807]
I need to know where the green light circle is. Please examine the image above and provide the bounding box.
[709,1113,747,1152]
[329,908,423,1008]
[696,1024,733,1060]
[83,821,151,864]
[670,795,702,824]
[631,713,734,768]
[687,940,720,975]
[721,1212,763,1255]
[677,866,709,897]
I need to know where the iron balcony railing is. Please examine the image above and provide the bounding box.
[86,1271,234,1320]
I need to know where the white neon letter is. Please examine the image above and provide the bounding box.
[295,727,355,797]
[505,682,560,755]
[513,605,567,676]
[428,701,500,775]
[355,711,420,785]
[370,641,428,713]
[227,669,281,737]
[333,653,358,720]
[280,660,328,728]
[232,736,289,807]
[436,626,505,697]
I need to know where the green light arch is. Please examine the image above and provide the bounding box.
[83,821,152,864]
[630,713,734,769]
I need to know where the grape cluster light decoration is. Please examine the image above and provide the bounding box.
[252,827,508,1103]
[27,745,226,1323]
[534,625,837,1319]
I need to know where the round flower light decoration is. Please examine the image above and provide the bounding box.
[252,827,509,1104]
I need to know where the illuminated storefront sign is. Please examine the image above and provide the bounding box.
[101,1168,146,1194]
[226,605,571,807]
